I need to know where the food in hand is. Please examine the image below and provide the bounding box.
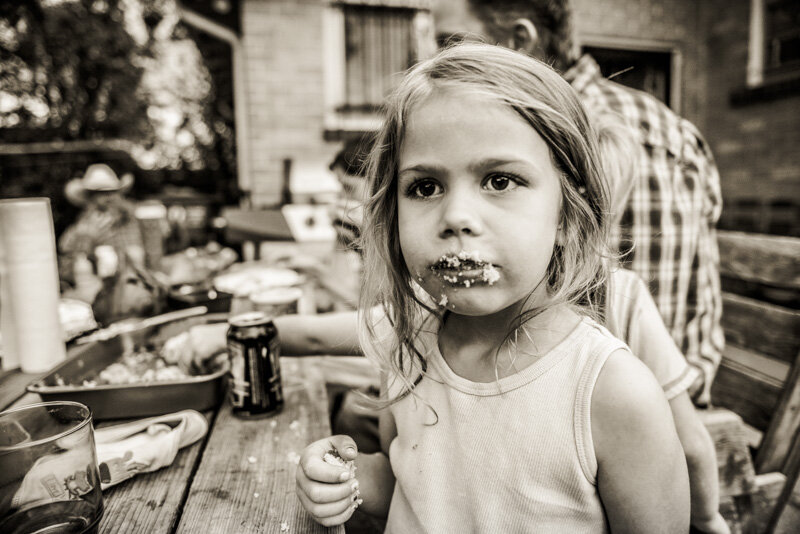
[323,449,356,478]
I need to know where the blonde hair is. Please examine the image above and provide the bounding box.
[594,113,639,226]
[358,43,613,402]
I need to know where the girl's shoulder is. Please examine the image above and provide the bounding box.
[577,314,629,353]
[591,347,674,440]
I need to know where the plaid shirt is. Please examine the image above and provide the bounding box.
[59,203,144,258]
[565,55,725,405]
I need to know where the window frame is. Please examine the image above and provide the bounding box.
[322,1,433,135]
[580,34,683,112]
[747,0,800,88]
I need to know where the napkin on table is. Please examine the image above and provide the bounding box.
[95,409,208,490]
[11,410,208,509]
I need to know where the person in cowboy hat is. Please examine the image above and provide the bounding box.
[63,163,135,206]
[59,164,144,286]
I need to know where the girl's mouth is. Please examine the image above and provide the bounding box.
[429,251,500,287]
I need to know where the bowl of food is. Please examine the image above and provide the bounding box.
[167,283,233,313]
[212,264,304,297]
[28,314,230,420]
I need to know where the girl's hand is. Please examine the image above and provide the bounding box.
[295,435,361,527]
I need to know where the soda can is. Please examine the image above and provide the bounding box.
[226,312,283,418]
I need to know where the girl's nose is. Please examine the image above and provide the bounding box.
[438,189,483,239]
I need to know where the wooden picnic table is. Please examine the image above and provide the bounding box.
[1,357,345,534]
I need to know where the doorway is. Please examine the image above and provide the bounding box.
[583,46,673,107]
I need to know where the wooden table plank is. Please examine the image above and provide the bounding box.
[7,392,212,534]
[8,391,42,408]
[0,369,43,410]
[97,412,212,534]
[177,358,344,534]
[718,230,800,289]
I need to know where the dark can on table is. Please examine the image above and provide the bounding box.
[227,311,283,417]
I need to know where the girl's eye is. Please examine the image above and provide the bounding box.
[483,174,520,192]
[408,179,442,198]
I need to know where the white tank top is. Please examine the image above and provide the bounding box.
[384,317,627,534]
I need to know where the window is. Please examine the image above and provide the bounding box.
[748,0,800,87]
[583,46,673,107]
[764,0,800,76]
[579,37,682,111]
[323,1,434,135]
[343,5,415,112]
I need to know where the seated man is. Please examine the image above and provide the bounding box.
[60,163,144,271]
[59,164,157,322]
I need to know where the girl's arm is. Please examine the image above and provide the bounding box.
[176,310,365,371]
[593,349,690,533]
[295,375,396,526]
[353,400,397,518]
[611,272,728,532]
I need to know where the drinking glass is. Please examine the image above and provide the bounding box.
[0,401,103,534]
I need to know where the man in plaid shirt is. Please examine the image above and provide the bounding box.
[59,164,145,287]
[433,0,724,407]
[565,54,725,407]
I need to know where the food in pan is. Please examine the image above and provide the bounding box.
[55,348,190,387]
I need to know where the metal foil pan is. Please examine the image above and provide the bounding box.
[28,314,229,420]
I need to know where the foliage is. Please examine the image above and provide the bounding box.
[0,0,234,174]
[0,0,150,141]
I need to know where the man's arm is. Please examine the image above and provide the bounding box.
[680,120,725,406]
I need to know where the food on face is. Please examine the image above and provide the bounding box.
[430,250,500,287]
[482,264,500,284]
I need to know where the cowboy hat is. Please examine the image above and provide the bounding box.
[64,164,134,206]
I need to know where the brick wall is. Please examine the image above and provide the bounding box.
[572,0,706,125]
[241,0,339,207]
[240,0,709,204]
[701,0,800,236]
[239,0,799,234]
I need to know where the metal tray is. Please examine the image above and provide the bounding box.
[27,314,230,420]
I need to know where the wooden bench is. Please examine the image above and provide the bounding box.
[709,230,800,533]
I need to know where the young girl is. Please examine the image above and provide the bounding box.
[295,43,689,532]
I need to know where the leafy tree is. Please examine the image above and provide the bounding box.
[0,0,233,174]
[0,0,150,142]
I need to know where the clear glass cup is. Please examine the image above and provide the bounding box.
[0,401,104,534]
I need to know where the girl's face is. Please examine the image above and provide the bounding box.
[397,90,563,317]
